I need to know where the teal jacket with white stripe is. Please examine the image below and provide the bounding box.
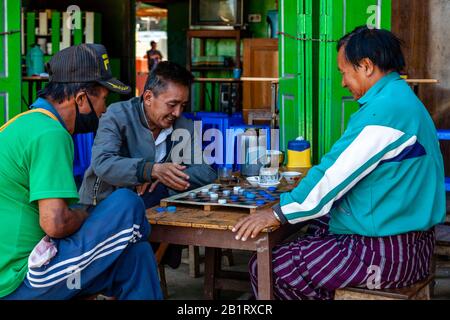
[273,72,446,236]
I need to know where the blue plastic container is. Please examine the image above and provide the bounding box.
[287,139,310,151]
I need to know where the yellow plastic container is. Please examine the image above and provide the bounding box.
[286,139,312,168]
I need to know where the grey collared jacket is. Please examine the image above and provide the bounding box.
[78,97,217,205]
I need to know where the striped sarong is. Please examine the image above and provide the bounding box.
[249,217,435,300]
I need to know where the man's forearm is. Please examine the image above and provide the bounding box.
[51,208,88,239]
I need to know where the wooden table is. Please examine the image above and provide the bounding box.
[146,168,309,300]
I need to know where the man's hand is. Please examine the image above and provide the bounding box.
[136,182,151,195]
[232,208,281,241]
[151,163,190,191]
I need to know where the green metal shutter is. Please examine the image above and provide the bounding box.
[0,0,21,124]
[279,0,307,154]
[317,0,392,160]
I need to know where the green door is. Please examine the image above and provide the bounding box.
[279,0,307,154]
[317,0,391,159]
[0,0,21,124]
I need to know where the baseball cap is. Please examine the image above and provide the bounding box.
[46,43,131,94]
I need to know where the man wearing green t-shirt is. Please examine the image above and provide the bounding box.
[0,44,162,300]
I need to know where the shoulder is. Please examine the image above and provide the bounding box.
[103,97,141,121]
[19,113,70,139]
[358,82,423,128]
[174,116,194,132]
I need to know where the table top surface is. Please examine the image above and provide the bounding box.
[147,167,310,232]
[22,75,49,81]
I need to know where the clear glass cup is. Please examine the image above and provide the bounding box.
[259,167,279,185]
[218,167,232,185]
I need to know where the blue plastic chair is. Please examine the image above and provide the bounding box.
[196,112,245,167]
[73,133,94,177]
[226,124,271,171]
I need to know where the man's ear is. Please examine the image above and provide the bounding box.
[143,90,153,106]
[361,58,375,77]
[74,91,86,107]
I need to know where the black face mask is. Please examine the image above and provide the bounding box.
[74,93,99,134]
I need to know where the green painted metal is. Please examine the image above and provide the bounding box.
[51,11,60,54]
[73,11,83,45]
[0,0,22,124]
[26,12,35,52]
[278,0,306,153]
[279,0,392,162]
[317,0,392,160]
[304,0,315,158]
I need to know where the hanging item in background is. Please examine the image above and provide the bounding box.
[266,9,278,38]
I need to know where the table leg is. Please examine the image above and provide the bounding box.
[188,245,200,278]
[204,247,220,299]
[28,82,33,107]
[256,235,274,300]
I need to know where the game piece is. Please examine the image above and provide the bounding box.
[210,193,218,200]
[223,190,231,197]
[218,199,227,204]
[256,200,265,206]
[166,206,177,213]
[267,186,277,192]
[156,207,166,213]
[230,195,239,202]
[238,188,245,195]
[201,188,209,194]
[211,184,220,190]
[245,193,256,199]
[189,192,197,199]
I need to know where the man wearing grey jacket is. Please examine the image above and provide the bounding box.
[79,61,216,205]
[79,62,217,266]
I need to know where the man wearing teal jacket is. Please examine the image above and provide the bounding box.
[233,27,445,300]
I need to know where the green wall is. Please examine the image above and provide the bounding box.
[167,1,190,67]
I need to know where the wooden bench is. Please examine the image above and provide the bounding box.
[334,275,433,300]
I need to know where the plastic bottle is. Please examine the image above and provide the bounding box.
[26,45,44,76]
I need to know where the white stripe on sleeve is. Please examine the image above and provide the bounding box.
[281,125,415,222]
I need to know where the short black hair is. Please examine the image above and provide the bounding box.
[38,82,101,104]
[144,61,194,97]
[150,41,156,46]
[337,26,405,73]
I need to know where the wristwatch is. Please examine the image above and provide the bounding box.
[272,210,281,222]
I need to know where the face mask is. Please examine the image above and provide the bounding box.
[74,92,99,134]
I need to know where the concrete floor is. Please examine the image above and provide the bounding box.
[163,248,450,300]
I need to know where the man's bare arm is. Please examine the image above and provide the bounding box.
[38,198,89,238]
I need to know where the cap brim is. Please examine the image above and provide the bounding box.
[98,78,131,94]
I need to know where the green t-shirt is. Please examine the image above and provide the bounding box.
[0,112,79,297]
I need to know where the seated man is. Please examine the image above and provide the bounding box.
[0,44,162,300]
[79,61,217,267]
[232,27,446,300]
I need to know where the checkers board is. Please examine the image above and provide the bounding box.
[160,183,288,213]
